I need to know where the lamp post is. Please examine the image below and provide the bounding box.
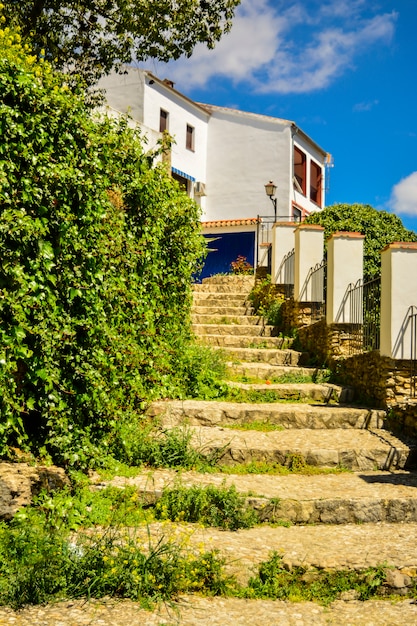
[264,180,277,222]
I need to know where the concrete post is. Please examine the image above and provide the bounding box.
[294,224,324,301]
[380,242,417,359]
[271,222,296,284]
[326,232,365,324]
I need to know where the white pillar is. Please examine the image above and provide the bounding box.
[380,242,417,358]
[326,232,365,324]
[294,224,324,301]
[271,222,296,284]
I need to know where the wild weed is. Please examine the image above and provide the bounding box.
[155,484,258,530]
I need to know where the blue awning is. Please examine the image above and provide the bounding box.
[171,167,196,182]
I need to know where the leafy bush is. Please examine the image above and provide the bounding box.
[0,26,206,466]
[0,512,233,608]
[305,203,417,279]
[248,278,284,326]
[244,551,388,605]
[230,255,253,275]
[155,484,258,530]
[172,343,228,400]
[110,421,223,470]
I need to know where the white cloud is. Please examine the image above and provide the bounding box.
[353,100,379,112]
[391,172,417,216]
[156,0,397,95]
[154,0,283,89]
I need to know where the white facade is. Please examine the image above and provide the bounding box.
[98,68,329,224]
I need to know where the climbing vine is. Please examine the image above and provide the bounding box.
[0,22,206,467]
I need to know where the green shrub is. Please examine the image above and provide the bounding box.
[111,421,214,470]
[244,552,388,605]
[248,278,284,326]
[0,26,206,467]
[155,484,258,530]
[0,513,233,608]
[173,344,228,400]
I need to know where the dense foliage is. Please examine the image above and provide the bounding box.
[0,26,206,467]
[305,203,417,279]
[2,0,240,86]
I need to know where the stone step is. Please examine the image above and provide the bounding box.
[126,519,417,591]
[178,425,413,470]
[193,293,250,307]
[197,335,290,349]
[226,381,353,403]
[5,596,417,626]
[191,314,262,325]
[193,284,253,295]
[226,361,324,380]
[192,323,276,337]
[192,305,254,316]
[148,399,386,430]
[104,468,417,526]
[214,347,300,363]
[195,277,254,290]
[199,275,255,286]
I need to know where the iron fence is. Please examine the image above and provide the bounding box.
[310,259,327,322]
[310,259,327,303]
[346,276,381,354]
[298,258,327,323]
[276,248,295,298]
[256,215,301,264]
[407,305,417,398]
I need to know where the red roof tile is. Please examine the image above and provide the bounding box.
[201,218,260,228]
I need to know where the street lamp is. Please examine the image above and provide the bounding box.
[264,180,277,221]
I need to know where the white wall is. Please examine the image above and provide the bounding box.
[205,108,292,222]
[97,68,209,202]
[380,243,417,359]
[99,69,328,224]
[142,79,209,186]
[97,68,146,123]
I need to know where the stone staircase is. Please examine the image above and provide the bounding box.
[141,275,417,616]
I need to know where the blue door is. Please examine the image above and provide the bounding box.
[198,232,255,280]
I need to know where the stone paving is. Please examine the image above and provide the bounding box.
[1,596,417,625]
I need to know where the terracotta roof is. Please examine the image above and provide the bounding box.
[201,218,260,228]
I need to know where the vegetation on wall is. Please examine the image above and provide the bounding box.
[248,278,284,326]
[0,24,207,467]
[305,203,417,279]
[2,0,241,87]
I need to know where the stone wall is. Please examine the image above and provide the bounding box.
[0,463,69,520]
[280,299,325,336]
[291,315,417,434]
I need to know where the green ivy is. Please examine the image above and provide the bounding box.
[0,27,206,467]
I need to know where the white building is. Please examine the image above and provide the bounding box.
[98,68,331,277]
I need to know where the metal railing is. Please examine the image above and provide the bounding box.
[310,259,327,322]
[407,305,417,398]
[256,215,301,264]
[275,248,294,298]
[346,276,381,354]
[310,259,327,303]
[298,258,327,323]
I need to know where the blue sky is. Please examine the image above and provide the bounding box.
[143,0,417,232]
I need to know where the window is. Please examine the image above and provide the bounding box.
[172,171,189,194]
[293,147,306,195]
[310,160,322,206]
[159,109,169,132]
[293,206,302,222]
[186,124,195,151]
